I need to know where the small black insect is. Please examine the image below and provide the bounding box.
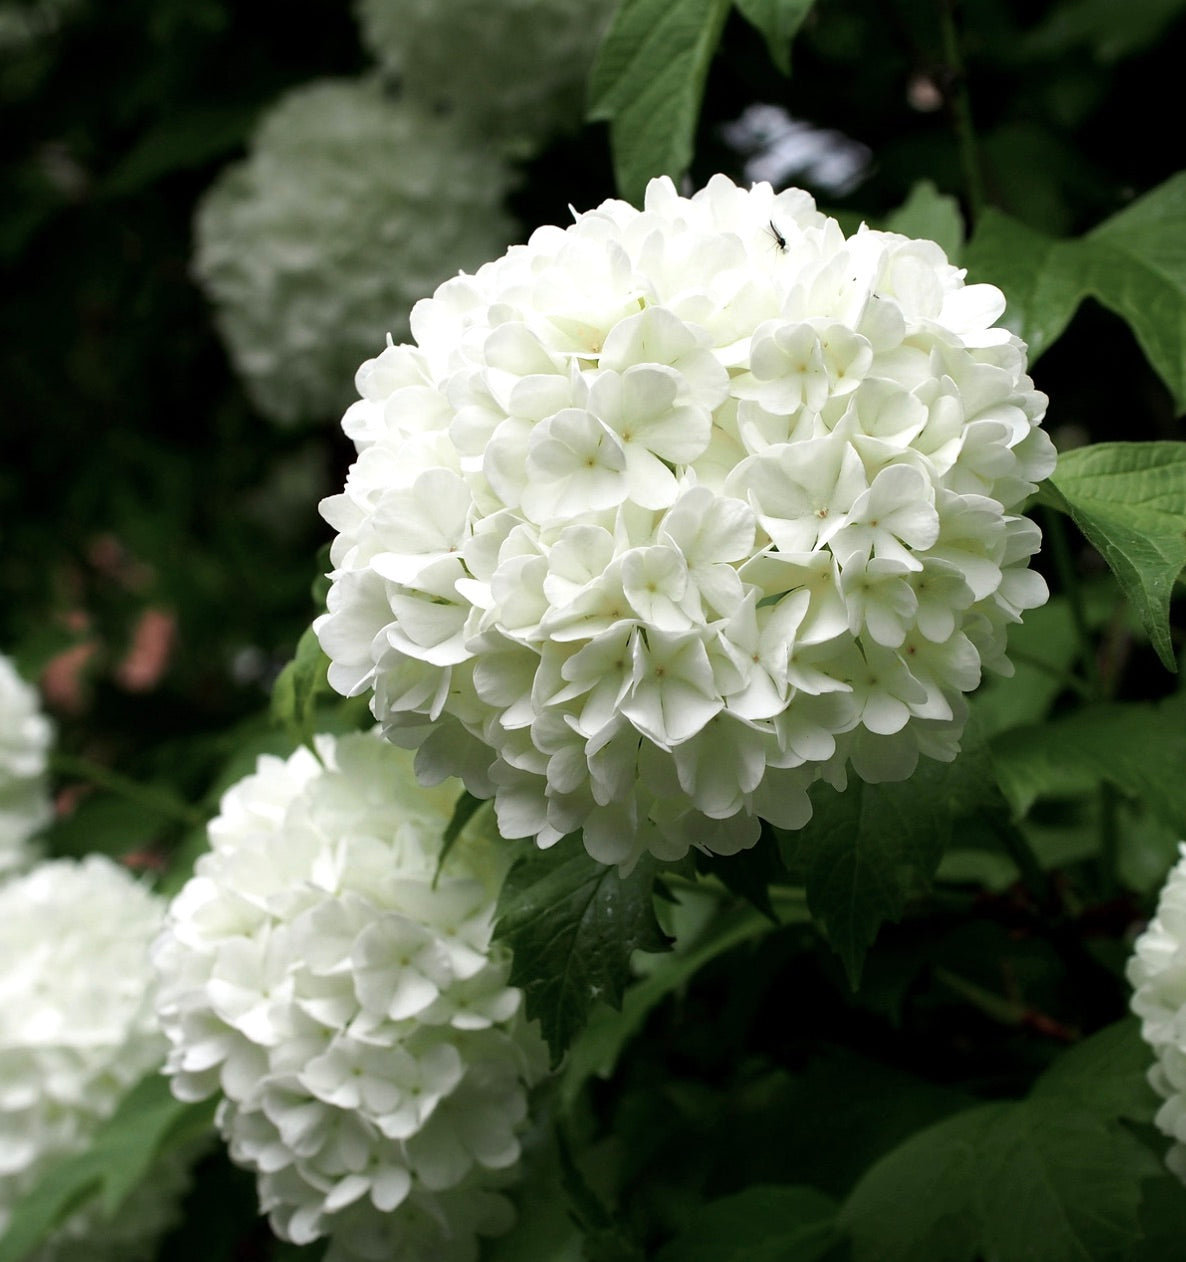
[767,219,788,252]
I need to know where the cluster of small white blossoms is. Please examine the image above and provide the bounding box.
[316,175,1055,870]
[354,0,615,156]
[0,652,53,876]
[1129,844,1186,1181]
[152,731,545,1262]
[0,855,174,1260]
[194,78,518,425]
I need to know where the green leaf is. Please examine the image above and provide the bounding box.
[883,179,965,262]
[779,740,1004,985]
[588,0,731,204]
[561,904,769,1109]
[840,1098,1159,1262]
[991,697,1186,827]
[1032,1018,1160,1124]
[0,1074,214,1262]
[963,208,1081,358]
[731,0,816,75]
[655,1184,837,1262]
[1043,441,1186,671]
[494,838,671,1064]
[965,176,1186,409]
[270,623,331,747]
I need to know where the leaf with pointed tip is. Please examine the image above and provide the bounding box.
[588,0,731,204]
[965,175,1186,410]
[884,179,965,262]
[495,839,671,1064]
[731,0,817,75]
[1042,441,1186,671]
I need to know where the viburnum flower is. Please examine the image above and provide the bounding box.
[0,652,53,876]
[1129,844,1186,1181]
[353,0,615,157]
[0,855,181,1261]
[152,732,546,1262]
[193,78,518,425]
[316,175,1055,870]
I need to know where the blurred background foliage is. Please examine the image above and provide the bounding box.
[2,0,1186,1257]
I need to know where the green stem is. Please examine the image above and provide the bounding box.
[937,0,986,223]
[51,752,205,828]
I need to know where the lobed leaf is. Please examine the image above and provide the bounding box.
[884,179,965,262]
[1043,441,1186,671]
[840,1097,1159,1262]
[965,175,1186,411]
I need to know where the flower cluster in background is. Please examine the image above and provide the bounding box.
[0,855,179,1261]
[0,652,53,876]
[316,174,1054,869]
[1130,843,1186,1181]
[194,79,518,426]
[355,0,615,156]
[153,732,546,1262]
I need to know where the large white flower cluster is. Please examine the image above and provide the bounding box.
[1129,844,1186,1181]
[317,176,1055,870]
[153,732,545,1262]
[0,856,171,1260]
[0,652,53,876]
[194,78,518,425]
[354,0,614,156]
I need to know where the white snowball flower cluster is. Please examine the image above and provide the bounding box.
[153,732,545,1262]
[1129,844,1186,1181]
[0,652,53,876]
[316,175,1054,870]
[0,856,172,1260]
[355,0,615,156]
[194,78,518,426]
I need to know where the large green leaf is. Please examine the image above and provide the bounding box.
[494,839,671,1064]
[779,734,1005,985]
[1043,442,1186,671]
[731,0,817,75]
[884,179,965,262]
[1031,1018,1160,1125]
[840,1097,1159,1262]
[991,697,1186,826]
[0,1074,214,1262]
[588,0,731,205]
[965,175,1186,411]
[655,1184,837,1262]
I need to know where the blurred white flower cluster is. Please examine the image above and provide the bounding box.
[153,732,545,1262]
[1129,844,1186,1180]
[0,652,52,876]
[355,0,615,155]
[194,79,518,425]
[0,855,173,1261]
[317,174,1055,870]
